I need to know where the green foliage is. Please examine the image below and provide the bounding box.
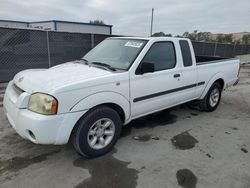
[183,30,211,41]
[152,30,249,44]
[175,35,183,38]
[216,34,233,43]
[242,34,250,44]
[152,32,172,37]
[224,34,233,43]
[216,34,224,42]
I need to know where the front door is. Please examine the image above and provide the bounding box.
[130,41,182,118]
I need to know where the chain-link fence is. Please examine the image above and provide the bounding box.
[0,27,113,82]
[192,41,250,58]
[1,27,250,82]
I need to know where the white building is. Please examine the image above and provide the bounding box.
[0,20,28,28]
[0,19,112,35]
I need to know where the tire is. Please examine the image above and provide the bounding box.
[199,82,222,112]
[72,106,122,158]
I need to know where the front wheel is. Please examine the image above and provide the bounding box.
[72,106,122,158]
[199,82,222,112]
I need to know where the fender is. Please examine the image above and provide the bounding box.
[55,92,130,144]
[70,91,130,121]
[199,72,225,99]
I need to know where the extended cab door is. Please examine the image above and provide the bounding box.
[177,40,198,101]
[130,41,182,118]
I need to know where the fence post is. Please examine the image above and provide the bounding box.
[232,42,236,57]
[91,34,95,49]
[241,44,244,55]
[46,31,51,68]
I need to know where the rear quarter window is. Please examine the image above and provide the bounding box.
[179,40,193,67]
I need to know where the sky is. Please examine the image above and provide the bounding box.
[0,0,250,36]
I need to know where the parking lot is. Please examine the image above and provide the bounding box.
[0,65,249,188]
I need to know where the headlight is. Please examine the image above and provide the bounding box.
[28,93,58,115]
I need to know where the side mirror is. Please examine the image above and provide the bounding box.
[137,62,155,74]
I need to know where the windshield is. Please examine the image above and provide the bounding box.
[83,38,147,70]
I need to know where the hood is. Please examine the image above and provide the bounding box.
[13,61,113,93]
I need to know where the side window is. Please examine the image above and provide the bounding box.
[142,42,176,71]
[179,40,193,67]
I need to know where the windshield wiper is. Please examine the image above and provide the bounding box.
[91,62,116,71]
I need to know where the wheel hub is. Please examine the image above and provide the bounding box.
[96,127,104,137]
[87,118,115,150]
[209,88,220,107]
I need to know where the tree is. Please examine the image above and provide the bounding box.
[151,32,172,37]
[152,32,165,36]
[175,35,183,38]
[89,20,105,25]
[197,32,211,41]
[216,34,233,43]
[183,30,211,41]
[242,34,250,44]
[223,34,233,43]
[216,34,224,43]
[183,31,196,40]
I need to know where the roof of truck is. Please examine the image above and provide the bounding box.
[110,36,189,42]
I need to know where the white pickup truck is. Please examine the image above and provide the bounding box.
[3,37,240,157]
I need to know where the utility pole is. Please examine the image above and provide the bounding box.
[150,8,154,36]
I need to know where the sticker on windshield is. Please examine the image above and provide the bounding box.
[125,41,143,48]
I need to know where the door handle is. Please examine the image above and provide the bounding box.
[173,74,181,78]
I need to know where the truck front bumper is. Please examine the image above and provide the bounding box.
[3,82,87,145]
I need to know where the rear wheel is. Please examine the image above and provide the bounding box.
[72,106,122,158]
[199,82,222,112]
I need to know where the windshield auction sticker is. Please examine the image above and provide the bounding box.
[125,41,143,48]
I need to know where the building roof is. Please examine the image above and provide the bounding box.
[0,19,28,24]
[0,19,112,27]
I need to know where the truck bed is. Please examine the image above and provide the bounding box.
[195,57,239,97]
